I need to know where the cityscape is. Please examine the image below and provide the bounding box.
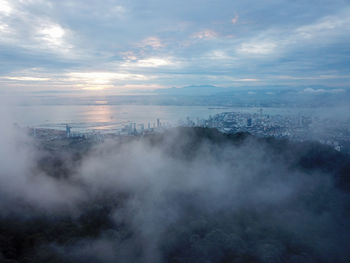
[27,108,350,154]
[2,0,350,261]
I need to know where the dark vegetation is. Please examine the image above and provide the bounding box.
[1,127,350,263]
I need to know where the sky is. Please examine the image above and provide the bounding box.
[0,0,350,94]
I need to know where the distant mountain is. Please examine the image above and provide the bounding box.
[153,85,350,107]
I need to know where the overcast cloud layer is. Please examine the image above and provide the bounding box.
[0,0,350,93]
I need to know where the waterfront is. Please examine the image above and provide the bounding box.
[11,104,343,132]
[11,105,229,132]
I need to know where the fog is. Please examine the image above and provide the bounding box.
[0,104,85,215]
[1,104,350,262]
[73,131,350,263]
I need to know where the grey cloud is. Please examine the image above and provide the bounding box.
[1,0,350,91]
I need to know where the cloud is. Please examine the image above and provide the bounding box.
[1,0,350,91]
[0,100,85,213]
[231,14,239,24]
[65,71,151,90]
[122,57,176,68]
[0,1,78,61]
[295,10,350,40]
[0,21,8,32]
[37,24,65,47]
[192,29,218,39]
[0,0,12,16]
[238,41,277,55]
[139,36,165,49]
[1,76,50,81]
[67,71,149,82]
[120,51,138,61]
[302,87,346,94]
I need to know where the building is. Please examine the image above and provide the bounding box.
[66,124,71,138]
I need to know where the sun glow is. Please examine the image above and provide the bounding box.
[67,71,151,91]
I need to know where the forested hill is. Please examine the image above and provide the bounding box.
[1,127,350,263]
[148,127,350,190]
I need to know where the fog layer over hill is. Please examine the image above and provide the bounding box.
[1,110,350,262]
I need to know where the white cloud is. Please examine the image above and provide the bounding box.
[37,24,66,47]
[234,8,350,60]
[231,14,239,24]
[64,71,153,91]
[0,22,9,32]
[34,22,77,57]
[108,5,126,16]
[136,58,173,67]
[139,37,164,49]
[122,57,176,68]
[302,88,345,94]
[0,0,12,16]
[67,71,150,84]
[1,76,50,81]
[0,0,77,57]
[238,41,277,55]
[209,50,230,60]
[277,75,350,80]
[239,78,259,82]
[121,51,138,61]
[192,29,218,39]
[296,10,350,40]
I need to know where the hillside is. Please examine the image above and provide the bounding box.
[1,128,350,263]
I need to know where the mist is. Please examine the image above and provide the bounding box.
[0,103,86,215]
[1,104,350,263]
[72,130,350,263]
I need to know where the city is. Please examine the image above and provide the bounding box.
[25,108,350,154]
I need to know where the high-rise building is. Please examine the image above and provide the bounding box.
[247,118,252,127]
[139,124,144,133]
[259,108,263,118]
[66,124,71,138]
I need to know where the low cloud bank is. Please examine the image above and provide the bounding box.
[0,112,350,262]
